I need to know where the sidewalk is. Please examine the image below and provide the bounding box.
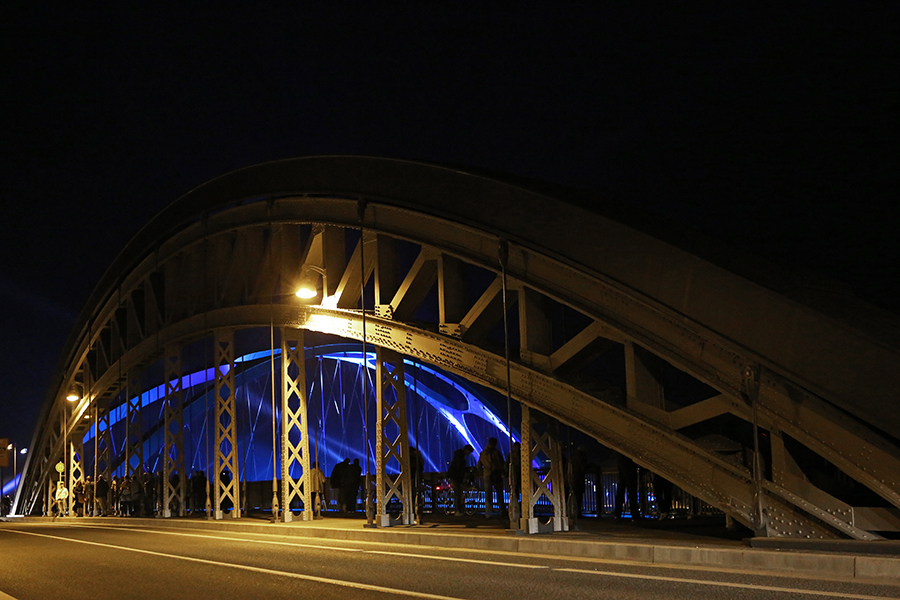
[11,512,900,585]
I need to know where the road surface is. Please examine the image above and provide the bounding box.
[1,522,897,599]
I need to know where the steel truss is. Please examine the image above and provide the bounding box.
[375,347,414,526]
[94,404,111,515]
[20,167,900,539]
[214,330,241,519]
[67,439,84,517]
[125,368,144,481]
[281,330,312,522]
[163,346,186,517]
[519,405,568,533]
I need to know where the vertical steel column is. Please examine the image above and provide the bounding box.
[375,347,413,526]
[163,345,186,517]
[125,369,144,479]
[94,404,111,516]
[280,330,312,522]
[214,330,241,519]
[67,440,84,517]
[519,404,569,534]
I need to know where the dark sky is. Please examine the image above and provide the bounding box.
[1,5,898,453]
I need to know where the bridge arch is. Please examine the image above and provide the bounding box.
[19,156,900,538]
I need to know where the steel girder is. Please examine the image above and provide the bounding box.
[18,173,900,539]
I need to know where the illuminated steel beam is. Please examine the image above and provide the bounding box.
[281,330,312,522]
[375,347,413,526]
[125,368,144,480]
[520,405,568,533]
[94,404,111,516]
[162,345,186,517]
[214,330,241,519]
[67,439,84,518]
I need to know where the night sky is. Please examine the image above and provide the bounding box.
[1,6,897,457]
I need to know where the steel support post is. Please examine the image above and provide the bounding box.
[375,347,414,526]
[519,404,568,534]
[163,345,186,517]
[214,330,241,519]
[125,369,144,480]
[281,330,312,522]
[94,404,111,516]
[67,440,84,517]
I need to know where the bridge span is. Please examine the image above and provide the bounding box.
[16,156,900,540]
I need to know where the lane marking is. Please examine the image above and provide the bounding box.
[64,523,363,553]
[4,529,464,600]
[60,523,545,569]
[364,550,548,569]
[556,568,897,599]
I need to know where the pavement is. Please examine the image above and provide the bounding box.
[6,511,900,586]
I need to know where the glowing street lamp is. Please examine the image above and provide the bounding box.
[295,265,325,299]
[6,443,26,512]
[66,384,81,402]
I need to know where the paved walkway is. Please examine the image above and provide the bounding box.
[9,512,900,585]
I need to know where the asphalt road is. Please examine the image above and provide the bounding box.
[1,522,897,600]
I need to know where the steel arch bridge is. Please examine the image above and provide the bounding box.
[17,156,900,538]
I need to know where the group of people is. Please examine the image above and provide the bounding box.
[48,468,214,518]
[448,437,517,518]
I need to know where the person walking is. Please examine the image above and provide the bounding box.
[308,462,327,517]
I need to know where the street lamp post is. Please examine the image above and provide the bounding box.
[5,443,27,515]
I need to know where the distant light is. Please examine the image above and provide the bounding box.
[66,386,80,401]
[5,444,11,450]
[20,447,27,454]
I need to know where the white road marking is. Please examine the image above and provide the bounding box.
[63,523,545,569]
[556,568,898,599]
[364,550,548,569]
[5,529,465,600]
[66,523,364,553]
